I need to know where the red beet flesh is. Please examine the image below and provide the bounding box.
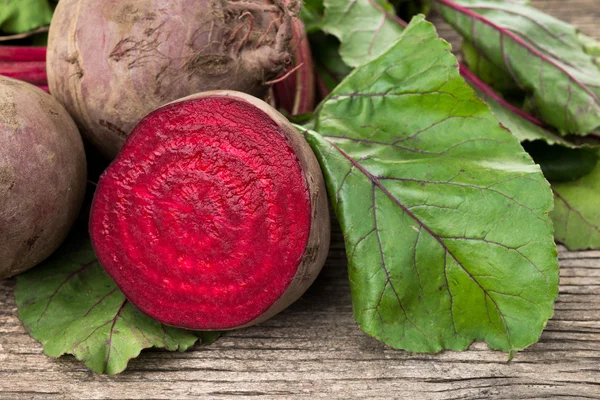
[90,93,316,330]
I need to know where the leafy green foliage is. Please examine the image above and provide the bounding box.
[523,142,598,183]
[321,0,404,67]
[551,156,600,250]
[15,233,219,375]
[0,0,54,34]
[304,16,558,355]
[437,0,600,135]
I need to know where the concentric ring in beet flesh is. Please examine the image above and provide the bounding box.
[90,91,330,330]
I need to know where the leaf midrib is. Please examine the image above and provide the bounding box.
[466,4,575,49]
[104,299,128,374]
[35,261,96,324]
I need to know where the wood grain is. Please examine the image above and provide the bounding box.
[2,1,600,398]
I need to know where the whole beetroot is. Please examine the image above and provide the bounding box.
[48,0,297,159]
[0,77,86,279]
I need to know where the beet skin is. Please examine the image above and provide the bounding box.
[48,0,297,159]
[90,91,330,330]
[0,77,86,279]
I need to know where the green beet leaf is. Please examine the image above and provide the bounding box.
[304,16,558,355]
[436,0,600,136]
[551,155,600,250]
[321,0,404,67]
[0,0,54,35]
[15,232,219,375]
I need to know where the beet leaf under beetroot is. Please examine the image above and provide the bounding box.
[435,0,600,136]
[303,16,558,356]
[551,154,600,251]
[15,232,220,375]
[0,0,54,35]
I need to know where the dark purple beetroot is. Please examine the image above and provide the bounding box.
[0,76,86,279]
[89,91,330,330]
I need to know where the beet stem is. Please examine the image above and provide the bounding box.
[0,61,48,85]
[459,63,546,127]
[0,46,47,62]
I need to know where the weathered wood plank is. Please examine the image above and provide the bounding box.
[1,1,600,399]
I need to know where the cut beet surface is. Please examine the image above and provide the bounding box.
[90,91,330,330]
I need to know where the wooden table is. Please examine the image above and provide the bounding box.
[1,1,599,398]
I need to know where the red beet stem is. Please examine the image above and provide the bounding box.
[0,61,47,85]
[0,46,46,62]
[459,63,545,127]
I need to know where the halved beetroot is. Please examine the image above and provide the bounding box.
[89,91,330,330]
